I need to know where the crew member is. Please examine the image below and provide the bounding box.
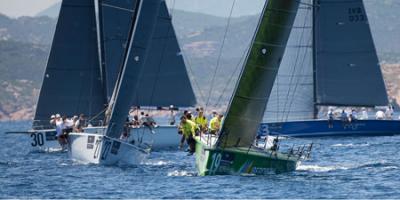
[180,116,197,155]
[209,114,223,135]
[194,110,208,134]
[327,108,334,128]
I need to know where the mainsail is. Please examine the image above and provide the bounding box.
[218,0,299,147]
[34,0,106,128]
[105,0,161,139]
[314,0,388,107]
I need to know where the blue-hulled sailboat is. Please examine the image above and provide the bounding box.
[260,0,400,137]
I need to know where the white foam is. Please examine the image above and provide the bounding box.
[143,160,171,166]
[167,170,195,177]
[297,164,348,172]
[331,143,369,147]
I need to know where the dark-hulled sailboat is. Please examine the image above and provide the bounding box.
[195,0,306,176]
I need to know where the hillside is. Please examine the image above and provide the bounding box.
[0,5,400,120]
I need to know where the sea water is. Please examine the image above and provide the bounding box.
[1,121,399,198]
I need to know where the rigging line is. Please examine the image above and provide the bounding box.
[280,5,311,122]
[279,1,312,122]
[204,0,237,111]
[168,0,207,106]
[284,0,314,118]
[285,36,313,121]
[102,3,135,13]
[213,43,251,108]
[147,9,174,112]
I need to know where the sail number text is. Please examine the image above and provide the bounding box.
[348,7,366,22]
[31,132,45,147]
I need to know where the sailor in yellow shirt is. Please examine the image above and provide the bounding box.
[194,110,208,133]
[209,114,223,135]
[180,116,197,155]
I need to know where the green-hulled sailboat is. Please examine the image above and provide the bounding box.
[195,0,304,176]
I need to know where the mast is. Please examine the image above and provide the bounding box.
[312,0,318,119]
[217,0,300,148]
[94,0,108,104]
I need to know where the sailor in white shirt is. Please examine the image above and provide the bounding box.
[360,108,369,120]
[376,110,385,120]
[55,114,63,137]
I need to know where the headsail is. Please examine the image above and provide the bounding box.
[314,0,388,107]
[131,1,196,107]
[218,0,300,148]
[105,0,161,139]
[34,0,106,128]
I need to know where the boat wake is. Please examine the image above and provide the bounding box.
[142,160,172,166]
[30,147,65,154]
[354,161,399,170]
[297,164,348,172]
[298,160,399,173]
[331,143,369,147]
[167,170,196,177]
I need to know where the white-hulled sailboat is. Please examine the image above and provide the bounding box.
[68,0,162,165]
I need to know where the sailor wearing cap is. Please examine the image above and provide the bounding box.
[49,115,56,126]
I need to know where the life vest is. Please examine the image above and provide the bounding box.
[194,116,208,127]
[181,120,197,137]
[209,117,221,131]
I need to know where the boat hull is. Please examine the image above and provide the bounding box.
[195,137,298,176]
[264,119,400,137]
[27,125,180,152]
[27,127,106,152]
[68,132,149,166]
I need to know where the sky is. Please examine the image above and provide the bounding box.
[0,0,264,18]
[0,0,60,17]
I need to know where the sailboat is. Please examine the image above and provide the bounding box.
[195,0,310,176]
[260,0,400,137]
[17,0,108,152]
[68,0,164,165]
[95,0,196,149]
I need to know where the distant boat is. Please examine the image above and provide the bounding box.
[195,0,311,176]
[260,0,400,137]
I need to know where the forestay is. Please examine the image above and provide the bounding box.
[314,0,388,107]
[105,0,161,139]
[34,0,106,128]
[218,0,300,148]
